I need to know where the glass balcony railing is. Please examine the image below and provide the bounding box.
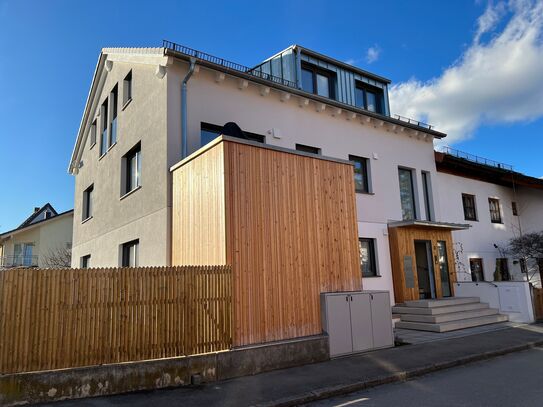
[0,255,39,268]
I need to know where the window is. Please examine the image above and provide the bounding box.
[398,168,416,220]
[109,85,118,146]
[489,198,502,223]
[349,155,370,193]
[200,123,265,147]
[80,255,91,269]
[123,70,132,105]
[296,143,321,155]
[82,184,94,220]
[496,258,510,281]
[462,194,477,221]
[100,100,108,155]
[512,201,518,216]
[469,258,484,281]
[301,63,335,99]
[359,238,377,277]
[121,239,139,267]
[44,210,52,219]
[421,171,433,221]
[89,120,97,148]
[122,143,141,195]
[354,82,384,114]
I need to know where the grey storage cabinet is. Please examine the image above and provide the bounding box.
[321,291,393,357]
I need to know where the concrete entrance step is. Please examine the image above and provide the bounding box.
[392,302,490,316]
[399,308,499,324]
[395,314,509,333]
[404,297,480,308]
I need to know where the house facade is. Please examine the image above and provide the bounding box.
[69,41,543,302]
[0,204,73,268]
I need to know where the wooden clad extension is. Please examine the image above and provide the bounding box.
[388,225,456,303]
[0,265,232,374]
[171,137,361,346]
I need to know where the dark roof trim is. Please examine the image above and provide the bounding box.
[0,209,74,238]
[164,48,446,139]
[435,151,543,190]
[18,203,58,228]
[296,45,392,84]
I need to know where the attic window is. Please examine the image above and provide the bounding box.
[44,211,52,219]
[355,82,384,114]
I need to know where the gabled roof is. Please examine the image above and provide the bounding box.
[18,203,57,228]
[0,208,74,240]
[69,42,446,174]
[68,47,167,175]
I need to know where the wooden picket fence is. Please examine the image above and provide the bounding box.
[534,287,543,321]
[0,265,232,374]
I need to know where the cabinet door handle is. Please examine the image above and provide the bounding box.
[346,296,349,302]
[350,296,353,301]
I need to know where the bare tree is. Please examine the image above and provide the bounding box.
[43,247,72,268]
[506,231,543,285]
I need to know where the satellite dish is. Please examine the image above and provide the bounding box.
[220,122,247,139]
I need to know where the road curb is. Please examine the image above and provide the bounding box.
[257,340,543,407]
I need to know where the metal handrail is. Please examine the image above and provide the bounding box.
[0,255,39,268]
[437,146,513,171]
[162,40,436,132]
[455,280,499,288]
[162,40,298,88]
[393,114,433,130]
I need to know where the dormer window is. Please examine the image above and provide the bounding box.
[355,82,384,114]
[301,63,335,99]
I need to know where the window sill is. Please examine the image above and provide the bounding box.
[465,219,479,222]
[120,185,141,201]
[107,142,117,153]
[356,191,375,196]
[89,142,96,150]
[362,275,381,278]
[81,216,93,224]
[491,221,504,225]
[122,98,132,111]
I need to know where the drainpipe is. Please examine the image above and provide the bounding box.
[181,57,196,159]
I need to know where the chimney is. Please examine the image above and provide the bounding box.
[34,207,40,213]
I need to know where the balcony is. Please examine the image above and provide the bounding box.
[0,255,38,268]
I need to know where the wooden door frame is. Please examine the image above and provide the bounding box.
[389,225,457,303]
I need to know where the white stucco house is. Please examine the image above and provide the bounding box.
[0,204,74,268]
[67,41,543,311]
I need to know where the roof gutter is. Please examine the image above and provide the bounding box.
[164,49,446,139]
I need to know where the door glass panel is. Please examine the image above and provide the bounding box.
[301,68,314,93]
[316,73,330,97]
[366,91,376,112]
[437,241,452,297]
[415,241,436,299]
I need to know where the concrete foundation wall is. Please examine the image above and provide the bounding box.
[0,335,328,406]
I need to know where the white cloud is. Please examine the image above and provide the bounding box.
[389,0,543,144]
[474,1,507,42]
[366,45,380,64]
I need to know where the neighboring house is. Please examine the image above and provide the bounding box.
[435,149,543,288]
[0,204,74,268]
[68,41,543,302]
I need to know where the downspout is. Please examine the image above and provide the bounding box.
[181,57,196,159]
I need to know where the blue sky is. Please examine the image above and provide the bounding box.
[0,0,542,231]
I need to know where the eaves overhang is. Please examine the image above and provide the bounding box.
[164,48,446,139]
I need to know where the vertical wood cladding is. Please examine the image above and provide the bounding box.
[171,138,361,346]
[388,226,456,303]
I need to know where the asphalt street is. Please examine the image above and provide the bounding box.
[306,347,543,407]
